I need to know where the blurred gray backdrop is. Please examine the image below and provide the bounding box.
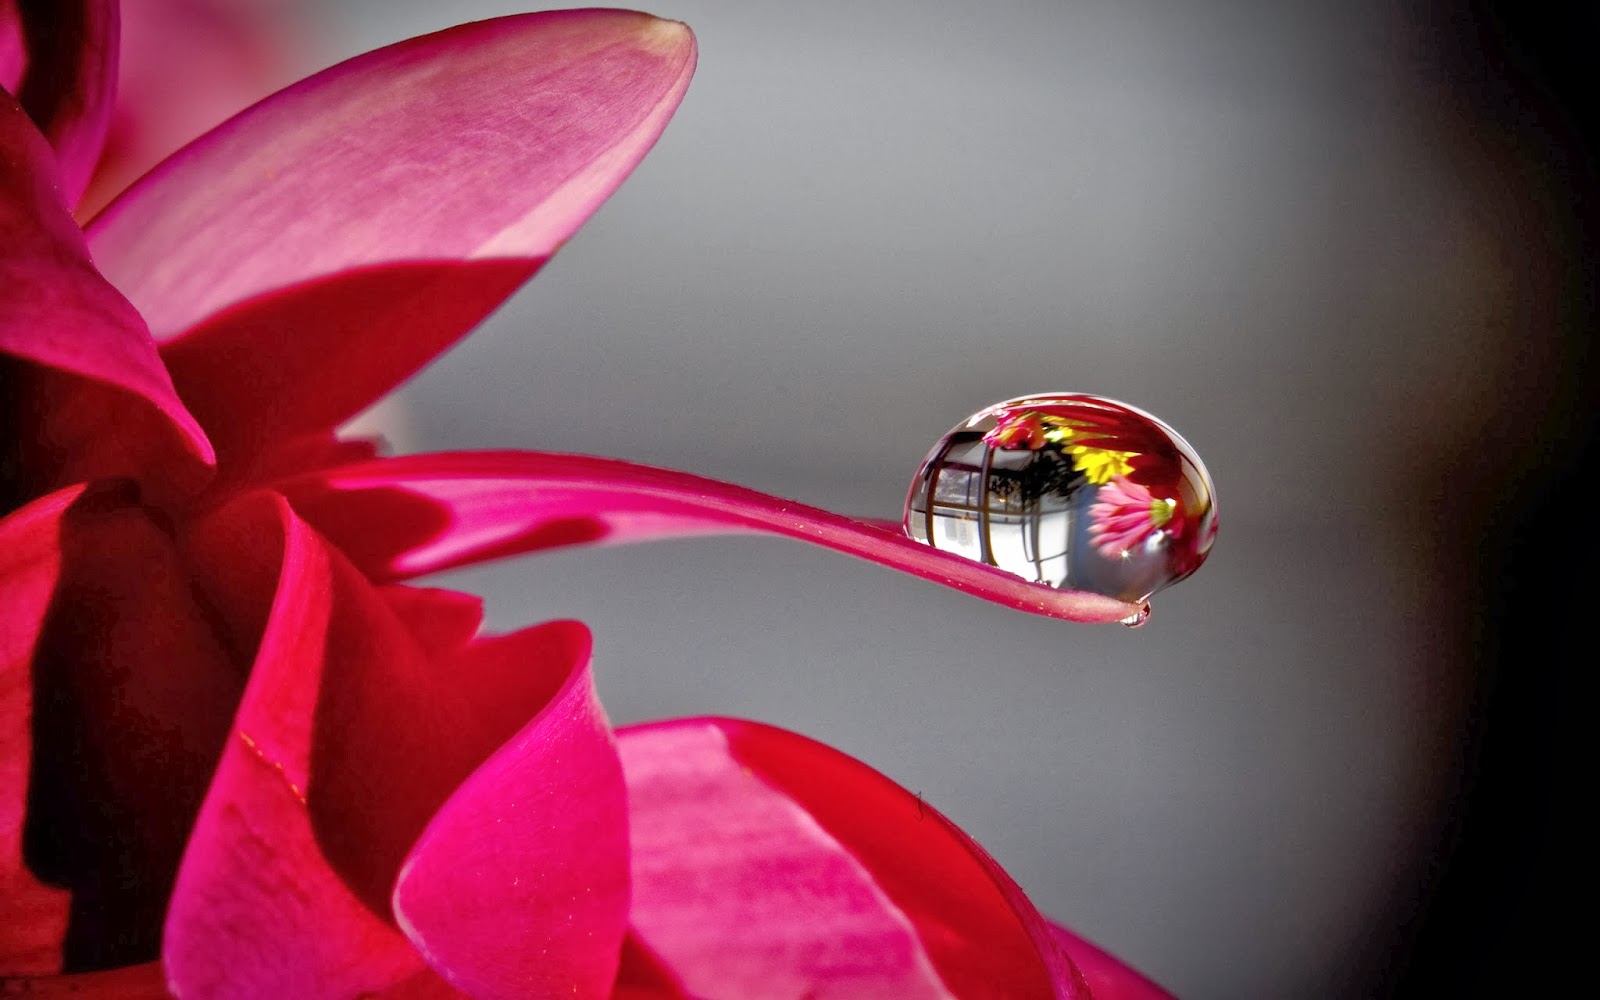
[278,1,1554,995]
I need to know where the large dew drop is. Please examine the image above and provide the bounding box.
[903,394,1217,607]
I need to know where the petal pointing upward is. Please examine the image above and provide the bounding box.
[85,10,695,471]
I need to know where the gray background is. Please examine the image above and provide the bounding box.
[278,1,1545,995]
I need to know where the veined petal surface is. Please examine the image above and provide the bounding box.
[278,451,1140,623]
[86,10,695,470]
[617,719,1086,999]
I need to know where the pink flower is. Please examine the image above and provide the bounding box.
[1086,477,1179,558]
[2,5,1165,997]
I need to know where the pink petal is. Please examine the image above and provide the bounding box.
[167,493,627,998]
[392,622,630,999]
[86,10,695,473]
[0,0,117,207]
[0,92,213,511]
[618,720,957,999]
[16,482,246,971]
[163,492,458,997]
[277,452,1140,623]
[0,486,80,974]
[1047,924,1174,1000]
[618,719,1103,999]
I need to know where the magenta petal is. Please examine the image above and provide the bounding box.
[618,719,1095,999]
[85,10,695,470]
[0,486,79,974]
[278,451,1140,623]
[2,0,117,207]
[0,92,212,510]
[393,622,630,999]
[619,721,955,998]
[164,493,438,997]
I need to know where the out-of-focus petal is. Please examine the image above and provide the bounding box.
[86,10,695,473]
[393,622,630,999]
[0,486,79,975]
[277,452,1140,623]
[78,0,298,220]
[19,482,246,972]
[0,92,212,513]
[618,718,1094,1000]
[1,0,117,207]
[1047,924,1174,1000]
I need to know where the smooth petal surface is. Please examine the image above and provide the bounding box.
[0,487,78,974]
[0,93,212,512]
[87,10,695,472]
[278,451,1140,623]
[1,0,117,206]
[618,718,1091,1000]
[393,622,630,1000]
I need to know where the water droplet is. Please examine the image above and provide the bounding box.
[903,394,1217,606]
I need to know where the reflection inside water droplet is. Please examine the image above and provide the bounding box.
[903,393,1217,606]
[1120,603,1152,628]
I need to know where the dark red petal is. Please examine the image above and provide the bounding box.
[0,92,212,513]
[0,960,170,997]
[85,10,695,475]
[19,482,246,972]
[2,0,117,207]
[0,486,80,974]
[1047,924,1174,1000]
[278,452,1140,623]
[618,718,1095,1000]
[392,623,630,999]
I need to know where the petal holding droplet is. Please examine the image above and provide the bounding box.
[273,451,1141,624]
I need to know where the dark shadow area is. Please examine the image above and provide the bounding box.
[24,483,246,971]
[1383,2,1595,993]
[159,257,543,477]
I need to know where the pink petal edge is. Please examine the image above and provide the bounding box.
[393,622,630,1000]
[277,451,1140,624]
